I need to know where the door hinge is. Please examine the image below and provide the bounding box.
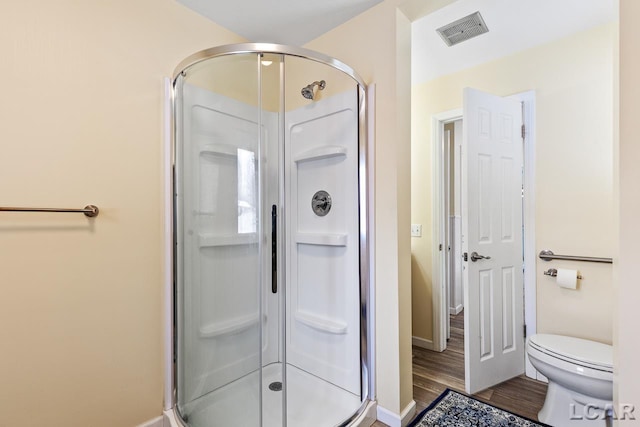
[521,124,526,140]
[523,324,527,339]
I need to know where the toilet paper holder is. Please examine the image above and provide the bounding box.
[544,268,583,280]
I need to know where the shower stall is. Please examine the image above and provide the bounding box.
[169,44,372,427]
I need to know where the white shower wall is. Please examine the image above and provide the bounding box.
[179,82,361,416]
[180,84,279,403]
[285,91,361,395]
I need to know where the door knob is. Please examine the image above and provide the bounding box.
[470,251,491,262]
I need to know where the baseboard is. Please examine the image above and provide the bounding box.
[525,353,537,380]
[412,336,434,350]
[401,400,417,426]
[136,416,164,427]
[353,400,378,426]
[163,409,183,427]
[449,304,463,315]
[377,400,417,427]
[525,353,548,383]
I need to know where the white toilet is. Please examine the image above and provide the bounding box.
[526,334,613,427]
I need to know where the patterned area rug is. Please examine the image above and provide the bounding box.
[408,389,550,427]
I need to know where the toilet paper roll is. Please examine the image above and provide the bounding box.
[556,268,578,290]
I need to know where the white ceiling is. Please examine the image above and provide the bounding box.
[176,0,383,46]
[176,0,617,84]
[412,0,617,85]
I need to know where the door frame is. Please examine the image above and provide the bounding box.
[430,90,538,379]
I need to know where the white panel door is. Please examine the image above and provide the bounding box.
[285,90,361,395]
[180,84,278,403]
[462,88,524,394]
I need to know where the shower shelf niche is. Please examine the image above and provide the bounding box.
[295,310,348,335]
[199,313,262,338]
[199,142,239,157]
[294,146,347,163]
[295,232,347,246]
[198,233,258,247]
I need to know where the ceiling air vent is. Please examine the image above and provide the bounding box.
[436,11,489,47]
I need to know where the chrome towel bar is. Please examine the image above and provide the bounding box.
[0,205,99,218]
[539,250,611,264]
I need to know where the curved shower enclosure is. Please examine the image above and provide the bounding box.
[170,44,371,427]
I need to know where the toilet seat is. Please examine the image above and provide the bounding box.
[528,334,613,373]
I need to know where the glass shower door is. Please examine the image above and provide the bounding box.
[282,56,363,426]
[175,53,266,427]
[173,45,369,427]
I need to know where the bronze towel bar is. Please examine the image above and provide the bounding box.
[0,205,99,218]
[539,250,611,264]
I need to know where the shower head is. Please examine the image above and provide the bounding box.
[301,80,326,100]
[301,86,314,100]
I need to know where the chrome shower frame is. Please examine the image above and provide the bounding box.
[168,43,372,427]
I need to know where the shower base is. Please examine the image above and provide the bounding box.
[169,363,371,427]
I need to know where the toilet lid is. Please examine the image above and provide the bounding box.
[529,334,613,371]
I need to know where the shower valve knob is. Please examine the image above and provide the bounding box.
[311,190,332,216]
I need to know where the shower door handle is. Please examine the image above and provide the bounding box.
[271,204,277,293]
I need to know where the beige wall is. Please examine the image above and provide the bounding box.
[305,0,415,416]
[3,1,635,425]
[412,23,616,344]
[616,0,640,416]
[398,0,458,22]
[0,2,244,426]
[0,1,416,425]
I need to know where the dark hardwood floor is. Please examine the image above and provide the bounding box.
[372,310,547,426]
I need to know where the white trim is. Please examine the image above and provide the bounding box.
[431,108,463,353]
[401,400,417,427]
[367,83,377,400]
[162,77,174,411]
[443,130,451,341]
[449,304,463,315]
[412,336,434,350]
[352,400,378,427]
[524,354,549,383]
[510,90,538,379]
[376,400,417,427]
[137,416,164,427]
[163,409,181,427]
